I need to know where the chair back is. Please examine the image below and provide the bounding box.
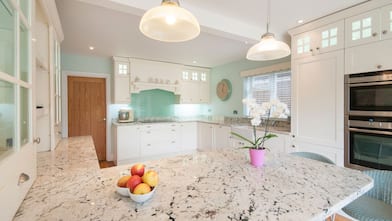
[363,170,392,205]
[290,151,335,164]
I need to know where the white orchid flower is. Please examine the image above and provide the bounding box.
[251,117,261,126]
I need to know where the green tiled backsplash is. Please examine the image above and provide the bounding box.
[129,89,211,120]
[131,89,177,119]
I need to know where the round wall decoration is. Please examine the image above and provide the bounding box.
[216,79,232,101]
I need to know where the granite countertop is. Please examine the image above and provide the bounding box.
[14,136,373,221]
[112,118,291,134]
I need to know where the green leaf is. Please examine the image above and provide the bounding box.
[230,132,255,146]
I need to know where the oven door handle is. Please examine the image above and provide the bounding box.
[349,127,392,136]
[350,81,392,87]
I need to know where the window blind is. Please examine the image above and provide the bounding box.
[244,70,291,116]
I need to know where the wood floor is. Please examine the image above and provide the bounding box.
[98,160,115,168]
[327,214,353,221]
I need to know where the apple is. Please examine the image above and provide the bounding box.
[142,170,159,187]
[131,163,145,177]
[117,175,131,187]
[126,175,142,192]
[133,183,151,195]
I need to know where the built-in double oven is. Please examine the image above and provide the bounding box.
[344,70,392,171]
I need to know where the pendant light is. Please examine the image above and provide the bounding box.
[246,0,291,61]
[139,0,200,42]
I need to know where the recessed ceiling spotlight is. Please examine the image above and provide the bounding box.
[89,46,95,50]
[31,38,36,42]
[297,19,304,24]
[192,61,197,64]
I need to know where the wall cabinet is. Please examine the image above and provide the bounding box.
[291,50,344,166]
[345,38,392,74]
[112,57,130,104]
[292,20,344,59]
[180,68,210,104]
[345,4,392,48]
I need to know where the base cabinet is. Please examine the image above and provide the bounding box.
[112,125,140,165]
[180,122,198,150]
[197,123,214,150]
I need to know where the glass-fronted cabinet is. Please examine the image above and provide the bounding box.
[0,0,34,220]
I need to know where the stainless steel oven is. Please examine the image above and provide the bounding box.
[345,70,392,117]
[345,116,392,170]
[345,70,392,170]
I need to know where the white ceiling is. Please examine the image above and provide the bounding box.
[56,0,368,68]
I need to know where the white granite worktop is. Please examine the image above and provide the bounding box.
[14,136,373,221]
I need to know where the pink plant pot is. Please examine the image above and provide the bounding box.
[249,149,265,167]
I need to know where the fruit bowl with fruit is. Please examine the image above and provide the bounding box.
[116,163,159,203]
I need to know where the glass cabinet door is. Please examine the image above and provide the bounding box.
[0,0,15,77]
[0,0,34,220]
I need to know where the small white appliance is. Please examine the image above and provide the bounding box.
[118,109,134,123]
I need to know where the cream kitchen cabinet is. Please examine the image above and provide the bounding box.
[112,57,130,104]
[197,122,214,150]
[214,125,231,149]
[292,20,344,59]
[180,68,210,104]
[179,122,198,151]
[197,123,230,150]
[345,4,392,48]
[139,123,180,158]
[345,38,392,74]
[112,124,140,165]
[291,50,344,166]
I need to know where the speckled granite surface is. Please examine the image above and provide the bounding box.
[14,136,373,221]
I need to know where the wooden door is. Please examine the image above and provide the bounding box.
[68,77,106,160]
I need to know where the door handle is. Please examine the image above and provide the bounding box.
[33,137,41,144]
[103,118,106,121]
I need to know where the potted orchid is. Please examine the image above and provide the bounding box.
[231,99,289,167]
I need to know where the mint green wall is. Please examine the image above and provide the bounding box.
[210,57,290,116]
[61,53,112,74]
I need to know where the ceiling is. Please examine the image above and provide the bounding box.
[56,0,368,68]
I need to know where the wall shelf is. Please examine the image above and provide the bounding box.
[130,81,180,95]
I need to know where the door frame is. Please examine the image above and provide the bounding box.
[62,71,112,161]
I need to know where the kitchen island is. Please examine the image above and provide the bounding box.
[14,136,373,221]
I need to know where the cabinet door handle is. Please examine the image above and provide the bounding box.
[316,47,320,50]
[18,173,30,186]
[33,137,41,144]
[377,65,382,69]
[372,32,378,37]
[382,30,388,35]
[291,145,296,148]
[292,134,295,138]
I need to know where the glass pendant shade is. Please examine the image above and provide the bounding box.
[139,1,200,42]
[246,33,291,61]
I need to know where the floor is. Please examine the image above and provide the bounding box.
[98,160,115,168]
[327,214,353,221]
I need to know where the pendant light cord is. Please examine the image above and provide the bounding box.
[266,0,270,33]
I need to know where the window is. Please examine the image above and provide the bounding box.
[244,71,291,116]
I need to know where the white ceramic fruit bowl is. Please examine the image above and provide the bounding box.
[128,186,156,203]
[116,186,129,197]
